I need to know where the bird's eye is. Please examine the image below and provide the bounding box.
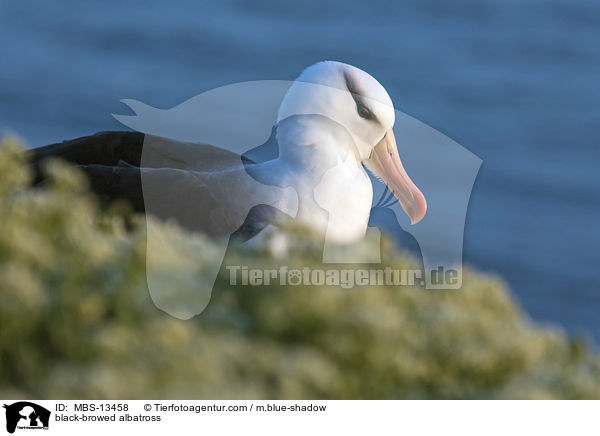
[357,104,375,120]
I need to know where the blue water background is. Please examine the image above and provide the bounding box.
[1,1,599,339]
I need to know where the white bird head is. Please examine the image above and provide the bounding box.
[277,61,427,225]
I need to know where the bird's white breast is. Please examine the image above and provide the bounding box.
[273,114,375,244]
[312,157,373,243]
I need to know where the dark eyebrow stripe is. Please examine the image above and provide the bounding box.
[343,70,378,122]
[343,71,363,107]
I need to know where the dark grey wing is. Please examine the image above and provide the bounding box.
[29,130,294,239]
[31,131,144,183]
[136,165,294,237]
[73,163,254,236]
[30,131,253,176]
[30,131,257,211]
[74,162,145,212]
[141,134,253,171]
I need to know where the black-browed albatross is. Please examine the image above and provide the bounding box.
[30,61,427,243]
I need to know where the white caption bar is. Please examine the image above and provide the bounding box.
[1,400,595,436]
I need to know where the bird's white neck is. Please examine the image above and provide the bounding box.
[249,115,374,243]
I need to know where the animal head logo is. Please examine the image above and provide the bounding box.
[3,402,50,434]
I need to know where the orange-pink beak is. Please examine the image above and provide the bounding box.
[367,128,427,224]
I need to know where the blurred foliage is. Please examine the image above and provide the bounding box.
[0,137,599,399]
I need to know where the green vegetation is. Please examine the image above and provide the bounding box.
[0,137,599,399]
